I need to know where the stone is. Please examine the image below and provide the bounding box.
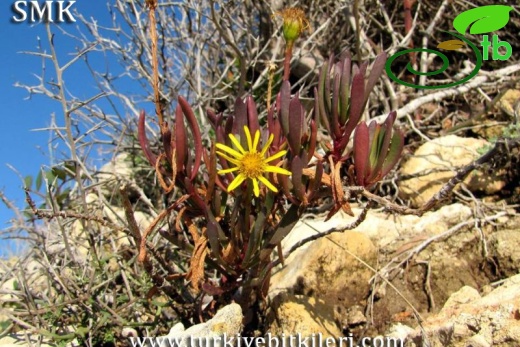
[386,274,520,346]
[97,153,135,197]
[399,135,506,207]
[488,228,520,277]
[159,303,243,347]
[497,89,520,118]
[270,230,377,309]
[442,285,480,309]
[266,293,341,338]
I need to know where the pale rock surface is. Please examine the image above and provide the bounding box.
[269,202,476,338]
[399,135,505,207]
[97,153,135,196]
[266,293,341,338]
[388,274,520,347]
[488,228,520,277]
[157,303,243,347]
[270,230,377,308]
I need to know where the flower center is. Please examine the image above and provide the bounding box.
[239,152,265,179]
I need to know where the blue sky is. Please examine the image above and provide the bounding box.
[0,2,118,256]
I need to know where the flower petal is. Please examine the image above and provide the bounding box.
[216,143,243,159]
[261,134,274,156]
[244,126,253,152]
[218,167,239,174]
[216,151,241,165]
[264,165,292,175]
[229,133,246,154]
[252,178,260,197]
[228,173,246,192]
[252,130,260,152]
[265,150,287,163]
[258,176,278,192]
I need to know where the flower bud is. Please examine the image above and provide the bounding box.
[275,8,309,44]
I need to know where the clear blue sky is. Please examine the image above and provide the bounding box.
[0,2,119,257]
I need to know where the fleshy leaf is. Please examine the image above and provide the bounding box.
[381,129,404,178]
[363,53,387,108]
[341,72,365,144]
[331,64,342,138]
[233,97,247,135]
[291,154,304,201]
[287,94,303,154]
[178,96,202,181]
[280,81,291,138]
[174,104,186,172]
[246,96,260,138]
[370,112,396,182]
[138,110,157,167]
[339,55,351,126]
[353,122,370,186]
[453,5,512,35]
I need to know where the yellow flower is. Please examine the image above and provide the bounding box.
[216,126,291,197]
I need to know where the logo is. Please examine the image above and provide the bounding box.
[385,5,513,89]
[11,1,77,23]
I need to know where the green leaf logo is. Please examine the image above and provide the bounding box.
[453,5,512,35]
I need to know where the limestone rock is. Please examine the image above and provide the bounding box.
[387,274,520,347]
[266,293,341,338]
[270,230,377,308]
[97,153,135,196]
[488,228,520,277]
[497,89,520,117]
[399,135,505,207]
[159,303,243,347]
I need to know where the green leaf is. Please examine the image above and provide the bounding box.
[264,204,300,249]
[243,192,274,267]
[35,170,43,191]
[381,130,404,178]
[453,5,512,35]
[24,175,33,189]
[45,170,56,185]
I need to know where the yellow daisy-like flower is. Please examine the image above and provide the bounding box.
[216,126,291,197]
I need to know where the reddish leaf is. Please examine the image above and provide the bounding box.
[364,53,387,108]
[246,96,260,139]
[233,97,247,136]
[307,119,317,164]
[287,94,304,154]
[280,81,291,138]
[354,122,370,186]
[338,72,365,150]
[291,154,304,201]
[178,96,202,181]
[138,110,157,167]
[174,104,186,172]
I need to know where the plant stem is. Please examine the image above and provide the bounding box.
[283,41,294,82]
